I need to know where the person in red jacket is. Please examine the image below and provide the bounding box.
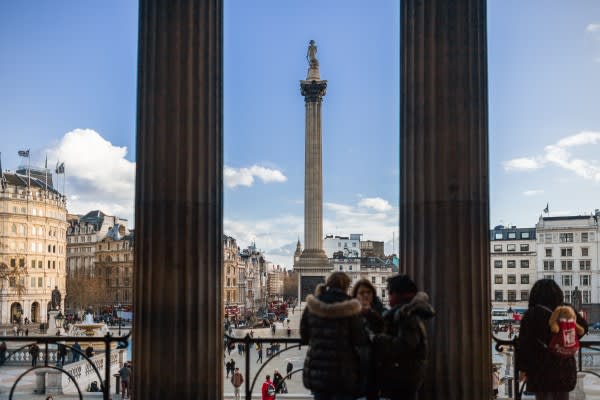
[261,374,275,400]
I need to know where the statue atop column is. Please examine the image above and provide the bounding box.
[306,40,321,80]
[51,286,61,310]
[572,286,582,312]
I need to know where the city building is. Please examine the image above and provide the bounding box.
[240,242,267,312]
[65,210,127,313]
[536,214,600,320]
[0,170,68,324]
[490,225,537,313]
[360,240,385,257]
[323,234,361,258]
[266,264,285,299]
[93,225,134,310]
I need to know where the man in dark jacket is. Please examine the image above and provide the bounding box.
[301,272,368,400]
[371,274,435,400]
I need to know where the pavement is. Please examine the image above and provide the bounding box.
[223,304,310,396]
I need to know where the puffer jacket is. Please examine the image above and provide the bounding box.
[516,304,588,393]
[300,286,368,397]
[373,292,435,398]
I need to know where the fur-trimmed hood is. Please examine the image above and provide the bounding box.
[305,294,362,319]
[388,291,435,321]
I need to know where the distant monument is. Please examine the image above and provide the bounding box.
[572,286,582,312]
[51,286,61,310]
[294,40,333,301]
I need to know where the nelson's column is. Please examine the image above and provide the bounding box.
[294,40,333,301]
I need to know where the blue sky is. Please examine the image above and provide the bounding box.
[0,1,599,268]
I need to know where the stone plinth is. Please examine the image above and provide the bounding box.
[48,310,59,330]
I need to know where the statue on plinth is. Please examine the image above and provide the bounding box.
[572,286,582,312]
[51,286,61,311]
[306,40,319,67]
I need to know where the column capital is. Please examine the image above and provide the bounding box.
[300,80,327,102]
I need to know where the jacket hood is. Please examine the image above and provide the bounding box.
[305,294,362,319]
[390,291,435,321]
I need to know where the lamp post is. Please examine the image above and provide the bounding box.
[117,304,122,336]
[55,311,64,335]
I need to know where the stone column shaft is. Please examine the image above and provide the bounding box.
[400,1,490,399]
[304,100,324,251]
[134,1,223,398]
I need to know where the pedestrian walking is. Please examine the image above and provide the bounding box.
[226,359,232,377]
[231,367,244,400]
[119,362,131,399]
[71,342,82,362]
[492,366,500,399]
[261,375,275,400]
[29,344,40,367]
[57,343,67,367]
[0,341,7,366]
[286,361,293,380]
[516,279,588,400]
[256,344,263,363]
[273,369,285,393]
[300,272,369,400]
[271,323,276,335]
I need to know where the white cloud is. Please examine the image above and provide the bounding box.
[586,23,600,33]
[503,131,600,182]
[522,190,544,196]
[46,129,135,223]
[358,197,393,212]
[224,165,287,188]
[503,157,543,171]
[226,196,398,268]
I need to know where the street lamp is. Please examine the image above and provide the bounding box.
[55,311,64,335]
[116,304,122,336]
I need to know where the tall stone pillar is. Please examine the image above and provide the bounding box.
[295,41,332,301]
[135,1,223,399]
[400,1,490,399]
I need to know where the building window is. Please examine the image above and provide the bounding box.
[521,275,530,284]
[9,277,16,287]
[507,275,516,284]
[562,275,572,287]
[338,242,341,247]
[494,260,502,268]
[382,289,386,298]
[520,244,529,252]
[582,232,589,243]
[38,261,42,268]
[507,244,516,252]
[545,233,553,242]
[520,260,529,268]
[543,274,553,280]
[349,266,352,271]
[559,233,574,243]
[507,290,517,301]
[38,277,43,287]
[507,260,516,268]
[583,290,591,304]
[48,261,51,269]
[521,291,529,301]
[30,277,35,288]
[545,248,552,257]
[494,275,503,284]
[580,275,591,286]
[494,291,503,301]
[580,260,591,270]
[494,244,502,252]
[582,248,589,257]
[352,242,356,247]
[371,276,376,283]
[10,259,16,268]
[508,232,516,239]
[339,265,343,271]
[561,260,573,271]
[495,233,503,240]
[521,232,530,239]
[560,248,573,257]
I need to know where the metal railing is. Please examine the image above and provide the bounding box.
[493,334,600,400]
[224,333,303,400]
[0,331,130,400]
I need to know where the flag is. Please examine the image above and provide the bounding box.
[544,203,549,214]
[55,162,65,174]
[18,149,30,157]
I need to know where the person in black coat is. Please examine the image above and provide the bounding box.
[516,279,588,399]
[371,274,435,400]
[301,272,369,400]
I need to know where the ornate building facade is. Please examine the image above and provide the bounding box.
[65,210,127,313]
[0,171,68,324]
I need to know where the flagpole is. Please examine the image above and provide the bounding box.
[27,151,31,188]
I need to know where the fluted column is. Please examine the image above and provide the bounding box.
[134,1,222,399]
[400,1,490,399]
